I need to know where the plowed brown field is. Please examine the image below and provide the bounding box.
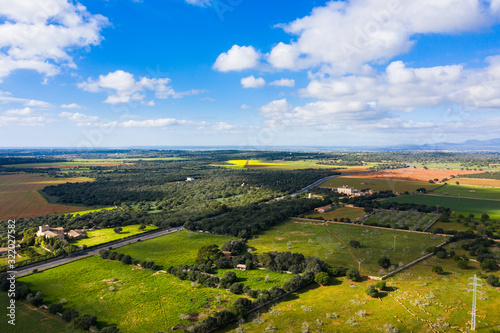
[348,168,483,182]
[0,174,92,220]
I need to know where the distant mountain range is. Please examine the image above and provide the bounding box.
[390,138,500,152]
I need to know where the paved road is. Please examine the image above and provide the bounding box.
[12,227,183,277]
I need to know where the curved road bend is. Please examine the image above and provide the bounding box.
[13,227,183,277]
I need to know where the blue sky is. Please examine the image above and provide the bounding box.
[1,0,500,148]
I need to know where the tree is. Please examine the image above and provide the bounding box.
[346,268,360,281]
[432,265,444,275]
[365,285,378,297]
[378,256,391,269]
[349,240,360,248]
[196,244,221,265]
[138,224,146,230]
[62,309,79,322]
[229,283,244,294]
[220,271,237,289]
[314,272,329,285]
[457,259,469,269]
[73,314,97,330]
[480,259,498,271]
[113,227,122,234]
[100,326,121,333]
[48,302,63,314]
[487,274,499,287]
[231,297,252,318]
[375,280,386,290]
[121,255,132,265]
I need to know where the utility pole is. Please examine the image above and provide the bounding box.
[468,275,482,331]
[358,259,364,272]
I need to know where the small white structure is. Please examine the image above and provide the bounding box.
[186,177,195,181]
[336,185,359,195]
[236,264,247,271]
[36,225,65,239]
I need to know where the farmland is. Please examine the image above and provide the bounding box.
[320,176,439,193]
[213,159,372,172]
[454,177,500,187]
[221,253,500,333]
[71,224,158,247]
[304,207,365,221]
[386,195,500,219]
[432,184,500,200]
[65,206,116,216]
[247,219,448,276]
[357,168,483,182]
[18,256,239,332]
[0,174,92,220]
[360,210,438,230]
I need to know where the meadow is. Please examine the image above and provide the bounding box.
[454,177,500,188]
[213,268,291,290]
[320,176,439,193]
[65,206,116,216]
[304,207,365,221]
[0,174,92,220]
[117,230,235,267]
[432,183,500,200]
[0,293,78,333]
[247,220,448,276]
[71,224,158,247]
[18,256,240,332]
[386,195,500,219]
[221,253,500,333]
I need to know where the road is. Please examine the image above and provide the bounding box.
[12,226,183,277]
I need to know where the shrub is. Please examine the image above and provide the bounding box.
[73,314,97,330]
[378,257,391,269]
[487,274,499,287]
[229,283,244,294]
[231,297,252,318]
[457,260,469,269]
[100,326,121,333]
[121,255,132,265]
[432,266,444,275]
[346,268,360,281]
[314,272,329,285]
[62,309,79,322]
[375,280,386,290]
[349,240,361,248]
[48,302,63,314]
[481,259,498,271]
[365,285,378,297]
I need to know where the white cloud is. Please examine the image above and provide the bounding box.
[185,0,212,7]
[78,70,200,104]
[265,0,496,74]
[59,111,99,123]
[0,91,52,108]
[270,78,295,87]
[212,122,236,131]
[61,103,83,109]
[5,107,33,116]
[260,99,293,119]
[241,76,265,88]
[0,0,109,81]
[240,104,251,109]
[119,118,202,128]
[213,45,261,72]
[0,115,48,127]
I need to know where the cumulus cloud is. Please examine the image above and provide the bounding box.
[0,0,109,81]
[266,0,496,74]
[240,104,251,109]
[119,118,202,128]
[78,70,201,104]
[241,76,265,88]
[270,78,295,87]
[5,107,33,116]
[61,103,83,109]
[213,45,261,72]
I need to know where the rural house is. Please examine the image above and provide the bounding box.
[314,205,333,213]
[36,225,65,240]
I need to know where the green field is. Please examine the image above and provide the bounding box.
[0,293,79,333]
[65,206,116,216]
[19,256,239,332]
[386,195,500,219]
[433,184,500,200]
[320,177,439,193]
[304,207,365,221]
[221,252,500,333]
[212,160,373,171]
[71,225,158,247]
[213,268,291,290]
[117,230,234,268]
[247,220,448,276]
[360,210,437,230]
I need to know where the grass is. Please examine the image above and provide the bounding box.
[247,220,448,276]
[361,210,437,230]
[117,230,235,268]
[19,256,239,332]
[386,195,500,219]
[71,225,159,247]
[65,207,116,216]
[304,207,365,221]
[220,253,500,333]
[213,269,291,290]
[433,184,500,200]
[320,176,439,193]
[0,174,92,220]
[0,293,79,333]
[212,160,372,171]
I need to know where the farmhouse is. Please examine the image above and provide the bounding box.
[236,264,247,271]
[36,225,65,239]
[314,205,333,213]
[67,229,87,240]
[337,185,359,195]
[186,177,195,181]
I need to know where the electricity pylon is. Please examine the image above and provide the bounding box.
[468,275,482,331]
